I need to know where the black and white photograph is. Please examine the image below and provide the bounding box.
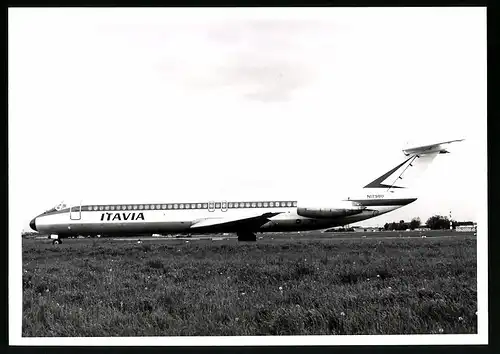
[9,7,487,345]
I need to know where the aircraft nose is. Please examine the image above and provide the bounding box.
[29,218,37,231]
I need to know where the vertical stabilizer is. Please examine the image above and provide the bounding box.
[363,139,463,191]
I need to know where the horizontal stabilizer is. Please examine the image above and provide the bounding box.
[403,139,464,156]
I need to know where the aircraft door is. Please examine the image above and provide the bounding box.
[208,201,215,212]
[70,201,82,220]
[221,201,227,212]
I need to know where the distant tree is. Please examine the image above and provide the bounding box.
[390,222,397,231]
[410,217,421,230]
[384,223,389,230]
[426,215,450,230]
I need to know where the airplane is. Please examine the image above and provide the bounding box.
[29,139,463,244]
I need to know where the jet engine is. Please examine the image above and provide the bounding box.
[297,201,366,219]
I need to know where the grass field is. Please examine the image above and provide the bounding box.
[22,233,477,336]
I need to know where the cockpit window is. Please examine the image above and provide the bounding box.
[54,201,67,211]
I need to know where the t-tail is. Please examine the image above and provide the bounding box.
[363,139,464,192]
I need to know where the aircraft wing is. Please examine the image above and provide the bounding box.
[190,212,281,232]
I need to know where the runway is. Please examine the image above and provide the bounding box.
[30,229,475,244]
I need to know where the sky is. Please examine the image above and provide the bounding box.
[9,8,487,231]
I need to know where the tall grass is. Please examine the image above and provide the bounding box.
[22,237,477,336]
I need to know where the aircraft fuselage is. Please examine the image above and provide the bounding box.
[31,196,416,238]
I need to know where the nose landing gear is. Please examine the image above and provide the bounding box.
[49,234,62,245]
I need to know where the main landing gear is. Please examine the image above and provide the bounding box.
[237,231,257,242]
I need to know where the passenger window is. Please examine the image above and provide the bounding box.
[203,203,208,209]
[191,204,196,209]
[251,202,256,207]
[110,205,115,211]
[133,205,138,210]
[180,204,184,209]
[105,206,109,211]
[215,203,221,208]
[269,202,274,207]
[139,205,144,210]
[258,202,262,207]
[167,204,172,209]
[293,201,297,207]
[145,205,149,209]
[185,204,190,209]
[174,204,178,209]
[162,204,166,209]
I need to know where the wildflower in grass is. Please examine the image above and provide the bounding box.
[438,328,444,333]
[235,317,239,321]
[475,311,478,316]
[145,287,148,290]
[377,274,380,278]
[458,316,464,321]
[241,292,246,296]
[279,286,283,291]
[388,287,392,290]
[340,311,345,316]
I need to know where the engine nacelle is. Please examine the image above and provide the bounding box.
[297,201,365,219]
